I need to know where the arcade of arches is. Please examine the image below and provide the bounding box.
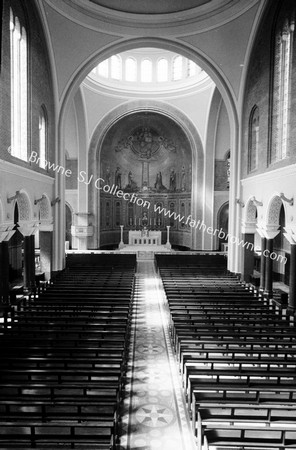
[1,0,296,447]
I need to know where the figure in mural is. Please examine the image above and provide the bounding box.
[169,169,176,191]
[154,171,166,192]
[181,165,186,191]
[115,166,122,188]
[127,171,137,190]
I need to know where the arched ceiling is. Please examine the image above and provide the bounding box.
[89,0,212,15]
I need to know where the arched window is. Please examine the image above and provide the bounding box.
[98,59,109,78]
[39,107,47,169]
[188,60,197,77]
[157,59,168,82]
[110,55,122,80]
[10,8,27,161]
[271,16,294,162]
[125,57,137,82]
[248,106,259,172]
[172,55,182,80]
[141,59,152,82]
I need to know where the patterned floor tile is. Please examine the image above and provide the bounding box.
[120,260,196,450]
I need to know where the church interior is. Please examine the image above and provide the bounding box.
[1,0,296,448]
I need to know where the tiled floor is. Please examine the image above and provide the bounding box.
[120,260,196,450]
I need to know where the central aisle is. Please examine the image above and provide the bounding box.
[120,260,196,450]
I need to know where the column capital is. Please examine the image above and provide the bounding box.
[241,221,256,234]
[256,224,280,240]
[284,225,296,244]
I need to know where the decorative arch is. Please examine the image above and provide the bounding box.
[244,197,258,224]
[87,100,204,249]
[17,191,32,223]
[39,194,52,222]
[266,195,285,227]
[57,37,239,267]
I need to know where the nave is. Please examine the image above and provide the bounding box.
[0,253,296,449]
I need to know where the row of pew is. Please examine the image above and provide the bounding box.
[0,254,136,449]
[156,254,296,450]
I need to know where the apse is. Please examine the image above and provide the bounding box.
[98,111,192,249]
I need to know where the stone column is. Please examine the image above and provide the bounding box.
[39,231,53,281]
[259,227,280,299]
[264,238,274,299]
[19,224,38,294]
[240,224,256,283]
[259,237,266,294]
[23,236,32,293]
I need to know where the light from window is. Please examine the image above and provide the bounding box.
[110,55,122,80]
[125,57,137,82]
[39,108,47,169]
[141,59,152,82]
[188,60,197,77]
[10,9,27,161]
[173,55,182,80]
[98,59,108,78]
[157,59,168,82]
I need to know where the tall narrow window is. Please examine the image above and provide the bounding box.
[110,55,121,80]
[157,59,168,82]
[248,106,259,172]
[10,9,27,160]
[141,59,152,82]
[98,59,108,78]
[172,55,182,80]
[39,107,47,169]
[125,57,137,82]
[271,17,294,162]
[188,60,197,77]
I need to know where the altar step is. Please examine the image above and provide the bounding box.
[119,244,172,259]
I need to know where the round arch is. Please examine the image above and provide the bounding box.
[266,194,286,227]
[39,194,52,222]
[244,197,258,225]
[87,100,204,249]
[17,190,33,223]
[55,37,239,269]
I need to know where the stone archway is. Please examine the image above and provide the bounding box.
[87,102,204,250]
[57,38,239,270]
[266,195,285,227]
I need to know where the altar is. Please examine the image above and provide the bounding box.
[118,225,172,255]
[128,230,161,246]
